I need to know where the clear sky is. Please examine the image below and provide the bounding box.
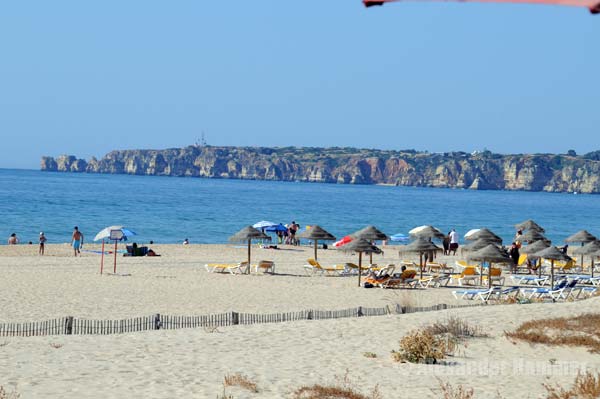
[1,1,599,169]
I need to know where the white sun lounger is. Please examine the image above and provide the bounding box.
[509,275,548,286]
[205,262,249,274]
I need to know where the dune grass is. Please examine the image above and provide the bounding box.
[505,313,600,353]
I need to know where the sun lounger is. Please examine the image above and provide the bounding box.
[482,267,505,286]
[575,286,598,298]
[520,280,569,299]
[382,269,418,289]
[303,259,348,276]
[452,267,479,286]
[252,260,275,274]
[205,262,249,275]
[426,262,453,274]
[452,288,495,300]
[418,274,451,288]
[509,275,548,286]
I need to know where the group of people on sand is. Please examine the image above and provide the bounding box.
[7,227,84,257]
[441,229,460,256]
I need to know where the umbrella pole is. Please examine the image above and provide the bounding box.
[538,258,542,278]
[358,252,362,287]
[369,251,373,265]
[247,239,251,274]
[592,257,595,278]
[314,240,318,261]
[551,260,555,288]
[488,262,492,289]
[100,240,105,275]
[113,240,118,274]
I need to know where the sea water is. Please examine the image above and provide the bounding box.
[1,168,599,245]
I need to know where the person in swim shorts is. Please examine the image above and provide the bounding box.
[71,226,84,257]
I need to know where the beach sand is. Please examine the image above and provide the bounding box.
[1,243,599,398]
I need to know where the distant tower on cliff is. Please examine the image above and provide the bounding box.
[195,132,208,147]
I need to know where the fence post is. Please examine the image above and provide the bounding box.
[231,312,239,325]
[65,316,74,335]
[307,310,313,320]
[154,314,162,330]
[442,304,448,310]
[357,306,363,317]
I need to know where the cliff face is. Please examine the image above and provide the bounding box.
[40,147,600,193]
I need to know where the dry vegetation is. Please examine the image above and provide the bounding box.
[437,379,475,399]
[293,370,382,399]
[505,313,600,353]
[425,317,488,339]
[223,373,258,393]
[544,371,600,399]
[391,330,452,364]
[392,317,486,364]
[0,386,19,399]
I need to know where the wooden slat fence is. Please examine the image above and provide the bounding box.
[0,302,492,338]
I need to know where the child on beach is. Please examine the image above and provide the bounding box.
[39,232,47,255]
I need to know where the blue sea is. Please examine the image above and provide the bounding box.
[1,169,599,245]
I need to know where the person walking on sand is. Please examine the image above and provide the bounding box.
[7,233,19,245]
[71,226,84,256]
[39,232,47,255]
[449,229,459,255]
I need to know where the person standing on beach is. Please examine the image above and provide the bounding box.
[289,221,299,245]
[7,233,19,245]
[449,229,459,255]
[71,226,84,256]
[39,232,47,255]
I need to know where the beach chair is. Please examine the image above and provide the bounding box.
[520,280,569,300]
[575,286,598,298]
[204,262,249,275]
[382,269,418,289]
[303,259,347,276]
[482,267,505,286]
[418,274,452,288]
[344,262,370,275]
[452,288,495,300]
[454,267,479,286]
[509,275,548,286]
[426,262,453,274]
[252,260,275,274]
[554,259,579,274]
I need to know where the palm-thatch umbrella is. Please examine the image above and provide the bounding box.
[229,226,269,274]
[565,230,597,267]
[534,246,572,288]
[515,219,545,233]
[573,240,600,278]
[297,225,336,261]
[467,244,511,288]
[341,238,382,287]
[520,240,551,277]
[465,228,502,243]
[350,225,388,264]
[398,237,442,279]
[517,229,548,244]
[461,238,502,253]
[409,225,446,240]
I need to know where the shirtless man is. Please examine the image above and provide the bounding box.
[71,226,84,256]
[7,233,18,245]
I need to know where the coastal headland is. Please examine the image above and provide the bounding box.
[41,146,600,193]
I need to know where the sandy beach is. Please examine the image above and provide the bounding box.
[1,243,599,398]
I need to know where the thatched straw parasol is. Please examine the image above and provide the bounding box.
[341,238,382,287]
[534,246,572,288]
[297,225,336,261]
[465,228,502,243]
[565,230,597,268]
[519,240,550,275]
[409,225,446,240]
[398,237,442,279]
[573,240,600,278]
[461,238,502,253]
[229,226,269,274]
[516,229,548,244]
[467,244,511,288]
[515,219,545,233]
[350,225,388,264]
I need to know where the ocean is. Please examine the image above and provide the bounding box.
[1,168,599,245]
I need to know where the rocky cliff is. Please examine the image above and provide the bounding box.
[40,146,600,193]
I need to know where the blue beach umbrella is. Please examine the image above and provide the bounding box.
[252,221,277,229]
[265,223,287,232]
[93,226,137,275]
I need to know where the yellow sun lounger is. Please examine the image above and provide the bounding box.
[205,262,249,274]
[304,258,348,276]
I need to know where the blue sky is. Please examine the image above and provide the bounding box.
[1,0,599,169]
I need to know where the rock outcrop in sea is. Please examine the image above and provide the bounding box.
[40,146,600,193]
